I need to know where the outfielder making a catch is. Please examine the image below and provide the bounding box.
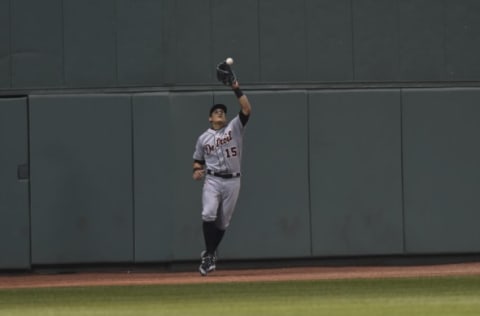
[192,73,252,276]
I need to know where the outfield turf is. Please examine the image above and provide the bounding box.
[1,276,480,315]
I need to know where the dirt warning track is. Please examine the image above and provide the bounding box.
[1,262,480,289]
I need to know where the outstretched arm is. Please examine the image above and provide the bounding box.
[232,81,251,116]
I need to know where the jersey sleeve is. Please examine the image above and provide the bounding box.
[192,136,204,161]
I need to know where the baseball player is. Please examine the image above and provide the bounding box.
[192,80,252,276]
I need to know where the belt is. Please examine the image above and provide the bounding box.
[207,170,241,179]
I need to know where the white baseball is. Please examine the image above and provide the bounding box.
[226,57,234,65]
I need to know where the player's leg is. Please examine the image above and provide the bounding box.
[212,206,226,252]
[200,180,240,276]
[201,176,221,222]
[207,178,240,271]
[217,178,241,230]
[199,177,221,275]
[201,177,221,254]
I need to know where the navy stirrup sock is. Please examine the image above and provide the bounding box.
[203,221,226,255]
[202,221,217,255]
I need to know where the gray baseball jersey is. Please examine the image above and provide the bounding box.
[193,113,246,174]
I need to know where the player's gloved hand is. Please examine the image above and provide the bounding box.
[193,169,205,180]
[216,61,236,86]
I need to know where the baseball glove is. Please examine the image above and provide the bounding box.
[216,61,236,86]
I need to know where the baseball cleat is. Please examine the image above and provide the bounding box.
[200,250,217,264]
[199,251,216,276]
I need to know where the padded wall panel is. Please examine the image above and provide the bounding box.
[306,0,353,81]
[211,0,260,83]
[403,88,480,253]
[11,0,63,87]
[0,0,10,88]
[116,0,165,85]
[259,1,307,82]
[169,92,214,260]
[132,93,173,262]
[398,0,445,81]
[30,94,133,264]
[445,0,480,80]
[214,91,311,259]
[0,98,30,269]
[63,0,117,86]
[309,90,404,256]
[352,0,399,81]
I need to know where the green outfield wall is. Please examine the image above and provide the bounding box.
[2,87,480,268]
[1,0,480,269]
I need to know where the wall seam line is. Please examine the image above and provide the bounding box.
[9,0,13,88]
[26,96,33,268]
[130,95,136,263]
[350,0,355,80]
[307,91,313,257]
[400,88,407,254]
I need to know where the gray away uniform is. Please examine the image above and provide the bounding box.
[193,111,249,229]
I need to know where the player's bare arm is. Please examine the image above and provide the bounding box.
[232,81,251,116]
[192,161,205,180]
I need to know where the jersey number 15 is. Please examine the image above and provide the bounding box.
[225,147,238,158]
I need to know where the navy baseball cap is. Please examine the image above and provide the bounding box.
[209,103,227,115]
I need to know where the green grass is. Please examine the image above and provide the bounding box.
[1,276,480,315]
